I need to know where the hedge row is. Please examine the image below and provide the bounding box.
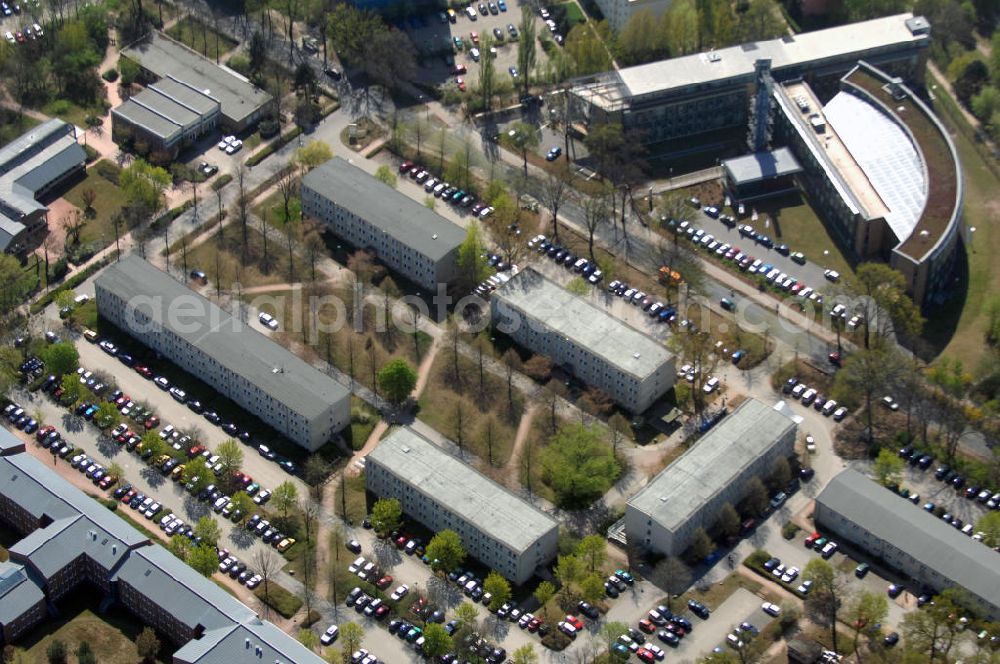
[31,256,113,314]
[246,126,303,168]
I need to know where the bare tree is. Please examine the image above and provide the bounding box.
[277,170,298,224]
[580,192,609,261]
[236,165,250,262]
[252,547,282,618]
[540,168,570,241]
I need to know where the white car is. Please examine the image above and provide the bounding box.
[348,556,365,574]
[217,135,234,151]
[781,566,800,583]
[320,624,339,645]
[703,377,720,394]
[832,406,848,421]
[4,31,14,43]
[470,47,480,61]
[824,269,840,282]
[822,399,838,416]
[390,584,409,601]
[805,435,816,453]
[225,139,244,155]
[761,602,781,617]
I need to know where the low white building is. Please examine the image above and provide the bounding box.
[491,267,675,413]
[626,398,797,557]
[301,157,465,291]
[94,255,351,451]
[365,426,559,584]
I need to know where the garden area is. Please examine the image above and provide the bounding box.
[59,160,125,262]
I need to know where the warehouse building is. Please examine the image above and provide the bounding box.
[111,77,221,159]
[815,469,1000,619]
[301,157,465,291]
[0,119,86,255]
[491,268,675,413]
[120,32,271,132]
[626,398,797,557]
[569,14,930,150]
[365,426,559,584]
[95,255,350,451]
[0,430,326,662]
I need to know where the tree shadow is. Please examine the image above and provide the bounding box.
[141,466,167,489]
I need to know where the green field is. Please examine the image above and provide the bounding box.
[61,161,124,252]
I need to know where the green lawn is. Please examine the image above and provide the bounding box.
[557,1,586,26]
[41,99,103,130]
[751,192,855,279]
[0,110,39,149]
[922,70,1000,364]
[166,16,238,59]
[61,161,124,252]
[11,595,168,664]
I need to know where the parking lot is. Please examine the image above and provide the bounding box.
[0,0,43,44]
[407,0,551,92]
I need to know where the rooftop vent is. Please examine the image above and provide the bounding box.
[432,234,438,240]
[633,352,641,359]
[659,496,668,502]
[402,446,411,453]
[706,51,721,63]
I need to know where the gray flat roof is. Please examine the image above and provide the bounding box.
[585,14,927,107]
[121,33,270,125]
[302,157,466,263]
[723,148,802,185]
[493,267,673,380]
[95,256,350,421]
[113,96,185,142]
[817,468,1000,608]
[151,77,221,116]
[368,427,558,554]
[0,561,44,626]
[0,119,86,247]
[628,398,796,531]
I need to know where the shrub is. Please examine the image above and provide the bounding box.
[102,68,119,82]
[745,549,771,568]
[210,173,233,191]
[95,160,121,185]
[254,584,303,618]
[48,99,71,116]
[259,119,280,138]
[781,521,800,540]
[83,145,99,163]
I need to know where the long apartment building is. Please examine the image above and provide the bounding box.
[365,426,559,584]
[626,398,797,557]
[569,14,930,149]
[815,469,1000,620]
[94,255,350,451]
[491,268,675,413]
[301,157,465,291]
[0,430,326,662]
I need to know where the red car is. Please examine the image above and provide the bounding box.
[99,475,116,490]
[376,575,393,589]
[804,531,821,548]
[398,160,413,174]
[144,415,160,430]
[395,535,408,548]
[451,64,467,75]
[638,619,655,633]
[528,618,541,632]
[637,648,656,664]
[36,425,55,441]
[135,365,153,378]
[456,77,466,91]
[375,604,389,619]
[564,615,583,631]
[120,489,136,504]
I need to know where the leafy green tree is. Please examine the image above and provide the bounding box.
[376,359,417,405]
[803,558,847,652]
[972,85,1000,121]
[188,542,220,576]
[339,622,365,658]
[617,9,666,66]
[0,254,34,316]
[564,23,611,75]
[688,527,714,561]
[75,641,96,664]
[215,439,243,487]
[185,463,213,495]
[270,481,300,523]
[736,0,785,42]
[576,534,607,572]
[832,346,905,445]
[95,401,120,429]
[136,627,159,663]
[599,621,630,654]
[478,35,496,111]
[54,374,79,406]
[370,498,403,536]
[511,644,538,664]
[554,554,584,596]
[580,572,605,604]
[169,534,191,560]
[456,222,492,292]
[849,263,925,349]
[426,529,467,572]
[120,159,170,213]
[873,448,904,487]
[717,502,740,538]
[294,141,333,171]
[900,588,968,662]
[454,601,479,631]
[374,165,397,188]
[539,423,620,507]
[326,4,384,65]
[483,570,511,610]
[502,122,540,177]
[42,342,79,376]
[845,591,889,658]
[194,515,221,547]
[421,623,453,658]
[976,511,1000,547]
[297,628,319,651]
[46,639,67,664]
[534,580,556,608]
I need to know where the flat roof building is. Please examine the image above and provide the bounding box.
[0,119,86,255]
[95,255,350,451]
[301,157,466,291]
[772,62,962,306]
[570,14,930,149]
[815,469,1000,619]
[366,426,559,584]
[0,428,326,661]
[491,268,675,413]
[626,398,797,557]
[112,77,221,159]
[120,32,271,131]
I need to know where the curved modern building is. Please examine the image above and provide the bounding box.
[773,61,963,306]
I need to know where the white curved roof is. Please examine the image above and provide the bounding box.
[823,90,926,244]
